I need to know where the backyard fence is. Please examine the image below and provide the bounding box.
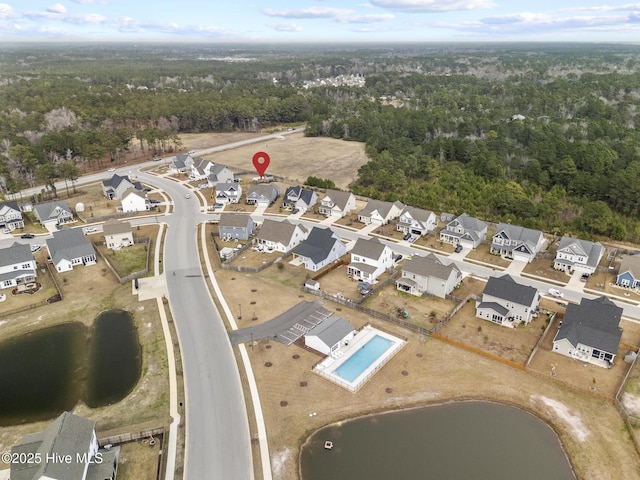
[93,238,151,284]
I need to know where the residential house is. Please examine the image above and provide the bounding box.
[0,201,25,230]
[553,296,623,368]
[46,228,97,272]
[169,154,193,174]
[282,186,318,212]
[396,253,461,298]
[318,189,356,218]
[102,218,134,250]
[121,188,150,213]
[292,227,346,271]
[101,174,142,200]
[246,184,279,206]
[439,213,488,249]
[616,254,640,289]
[215,183,242,204]
[33,200,74,228]
[218,213,256,241]
[10,411,119,480]
[256,219,308,253]
[475,274,540,327]
[347,237,394,283]
[553,236,604,274]
[396,206,437,236]
[357,199,404,226]
[490,223,545,263]
[304,316,356,357]
[0,242,36,290]
[207,163,235,185]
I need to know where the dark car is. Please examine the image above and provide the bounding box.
[20,233,35,239]
[403,233,411,241]
[580,273,590,282]
[454,244,463,253]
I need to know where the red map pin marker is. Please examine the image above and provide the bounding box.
[252,151,270,178]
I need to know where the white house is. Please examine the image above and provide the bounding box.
[291,227,346,271]
[282,186,318,212]
[207,164,236,185]
[246,184,279,206]
[304,316,356,357]
[490,223,545,263]
[33,200,74,227]
[0,201,25,230]
[318,189,356,218]
[553,236,604,275]
[476,274,540,327]
[101,174,142,200]
[396,207,437,236]
[553,296,623,368]
[358,199,404,226]
[121,188,150,212]
[439,213,488,249]
[46,228,97,273]
[215,183,242,204]
[0,242,36,289]
[256,219,308,253]
[102,218,134,250]
[396,253,461,298]
[347,237,394,283]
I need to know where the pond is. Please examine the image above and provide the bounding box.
[301,401,575,480]
[0,309,141,426]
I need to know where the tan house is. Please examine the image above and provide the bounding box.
[103,218,134,250]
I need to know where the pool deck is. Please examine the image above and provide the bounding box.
[313,325,406,393]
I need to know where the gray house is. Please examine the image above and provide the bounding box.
[45,228,97,273]
[218,213,256,241]
[357,199,404,226]
[33,200,74,227]
[283,186,318,212]
[256,219,308,253]
[207,164,236,185]
[101,174,142,200]
[439,213,487,249]
[476,274,540,327]
[246,184,279,206]
[396,253,461,298]
[318,189,356,218]
[10,411,119,480]
[553,296,623,368]
[553,236,604,275]
[292,227,346,271]
[304,316,356,357]
[396,207,437,236]
[169,154,192,173]
[0,200,25,230]
[0,242,36,289]
[490,223,544,263]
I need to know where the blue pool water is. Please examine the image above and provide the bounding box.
[335,335,394,382]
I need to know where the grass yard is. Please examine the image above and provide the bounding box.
[465,243,510,269]
[100,243,150,277]
[522,256,571,283]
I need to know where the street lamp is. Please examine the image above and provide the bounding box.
[238,304,242,321]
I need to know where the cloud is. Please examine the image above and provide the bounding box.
[70,0,104,3]
[340,13,394,23]
[261,7,355,19]
[369,0,497,12]
[268,22,303,32]
[47,3,67,14]
[562,3,640,13]
[0,3,16,19]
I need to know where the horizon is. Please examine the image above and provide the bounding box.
[1,1,640,44]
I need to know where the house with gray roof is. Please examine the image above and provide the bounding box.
[121,187,150,212]
[218,213,256,241]
[102,218,133,250]
[33,200,74,228]
[616,254,640,289]
[256,219,308,253]
[292,227,346,272]
[396,253,461,298]
[476,274,540,327]
[215,183,242,204]
[169,154,192,174]
[10,411,119,480]
[318,189,356,218]
[439,213,487,249]
[283,186,318,212]
[396,207,437,236]
[207,163,235,185]
[246,184,279,206]
[490,223,544,263]
[0,242,36,290]
[554,236,604,275]
[304,316,356,357]
[347,237,394,283]
[46,228,97,273]
[101,174,142,200]
[0,200,25,230]
[553,296,623,368]
[358,199,404,226]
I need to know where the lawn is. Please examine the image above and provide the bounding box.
[99,243,150,277]
[465,243,510,269]
[522,255,571,283]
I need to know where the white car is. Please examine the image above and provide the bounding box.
[548,288,564,298]
[30,244,41,252]
[107,168,116,172]
[185,194,191,199]
[84,227,98,233]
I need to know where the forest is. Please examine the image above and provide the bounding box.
[1,42,640,242]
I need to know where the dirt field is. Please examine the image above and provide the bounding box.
[465,243,511,268]
[522,256,572,283]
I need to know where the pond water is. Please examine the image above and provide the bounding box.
[301,401,575,480]
[0,309,141,425]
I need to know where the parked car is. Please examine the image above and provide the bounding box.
[291,208,299,214]
[394,254,403,263]
[580,273,590,282]
[153,157,162,162]
[84,227,98,233]
[188,150,196,155]
[107,167,116,172]
[20,233,35,239]
[213,203,224,209]
[454,244,463,253]
[2,228,11,234]
[548,288,564,298]
[185,194,191,199]
[403,233,411,241]
[30,244,41,252]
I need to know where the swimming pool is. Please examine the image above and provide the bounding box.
[335,335,394,382]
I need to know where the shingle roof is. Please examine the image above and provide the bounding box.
[45,228,96,265]
[399,206,434,224]
[219,213,253,228]
[483,274,538,306]
[351,237,387,260]
[306,316,355,347]
[257,219,305,246]
[555,296,623,354]
[33,200,72,222]
[450,213,487,233]
[292,227,339,264]
[0,200,20,215]
[360,199,404,218]
[619,254,640,280]
[247,184,279,201]
[557,236,604,268]
[494,223,543,248]
[0,242,33,268]
[102,218,132,236]
[323,189,353,211]
[402,253,460,280]
[477,301,509,317]
[101,173,131,190]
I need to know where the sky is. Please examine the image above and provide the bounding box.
[1,0,639,43]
